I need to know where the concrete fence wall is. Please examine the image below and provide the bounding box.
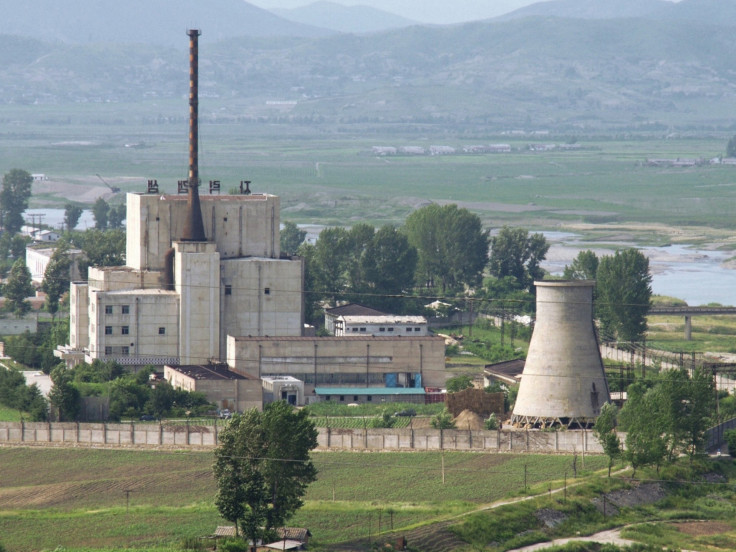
[0,421,604,453]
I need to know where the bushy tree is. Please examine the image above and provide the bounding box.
[563,249,599,280]
[431,409,456,429]
[280,221,306,256]
[596,249,652,342]
[49,366,81,422]
[64,204,83,231]
[214,402,318,544]
[593,402,621,477]
[108,204,126,229]
[359,225,417,311]
[42,245,72,317]
[488,226,549,292]
[92,197,109,229]
[619,383,667,477]
[405,203,489,293]
[0,169,32,233]
[4,258,34,317]
[446,374,473,392]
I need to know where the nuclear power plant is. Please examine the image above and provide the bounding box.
[511,280,610,429]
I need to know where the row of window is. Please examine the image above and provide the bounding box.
[104,346,129,356]
[325,395,373,402]
[104,326,166,335]
[105,305,130,314]
[349,327,422,333]
[224,285,271,296]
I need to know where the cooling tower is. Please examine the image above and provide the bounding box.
[511,280,610,429]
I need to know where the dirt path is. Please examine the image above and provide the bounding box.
[508,528,636,551]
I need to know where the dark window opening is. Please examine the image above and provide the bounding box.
[104,346,112,355]
[121,346,129,355]
[158,327,165,335]
[367,395,372,402]
[339,395,345,402]
[225,285,232,296]
[264,287,270,295]
[104,326,112,335]
[122,326,129,335]
[122,305,130,314]
[105,305,113,314]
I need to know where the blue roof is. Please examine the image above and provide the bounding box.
[314,387,425,396]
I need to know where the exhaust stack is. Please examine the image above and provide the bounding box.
[181,28,206,242]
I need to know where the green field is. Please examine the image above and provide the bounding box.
[0,446,608,551]
[3,104,736,239]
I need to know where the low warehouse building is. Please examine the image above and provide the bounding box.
[164,363,262,412]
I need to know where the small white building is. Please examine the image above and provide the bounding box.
[26,246,85,284]
[334,315,428,337]
[262,375,304,406]
[21,226,60,243]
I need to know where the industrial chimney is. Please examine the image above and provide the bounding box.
[181,28,206,242]
[511,280,610,429]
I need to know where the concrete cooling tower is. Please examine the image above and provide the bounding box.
[511,280,610,429]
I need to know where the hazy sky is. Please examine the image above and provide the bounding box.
[249,0,681,24]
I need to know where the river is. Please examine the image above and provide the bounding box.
[542,232,736,307]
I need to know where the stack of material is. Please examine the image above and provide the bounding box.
[453,409,485,430]
[446,387,504,419]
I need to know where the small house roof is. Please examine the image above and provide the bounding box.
[324,303,386,317]
[314,387,425,396]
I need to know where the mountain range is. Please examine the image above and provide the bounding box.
[3,0,736,133]
[271,2,418,34]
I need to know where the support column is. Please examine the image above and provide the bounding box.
[684,315,692,341]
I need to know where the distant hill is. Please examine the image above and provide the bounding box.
[497,0,672,20]
[0,0,332,46]
[5,9,736,131]
[271,1,418,34]
[653,0,736,25]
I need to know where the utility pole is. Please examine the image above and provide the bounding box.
[123,489,135,513]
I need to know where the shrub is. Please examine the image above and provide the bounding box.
[725,428,736,458]
[431,409,456,429]
[484,413,499,430]
[218,538,249,552]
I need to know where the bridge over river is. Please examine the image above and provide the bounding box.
[649,306,736,340]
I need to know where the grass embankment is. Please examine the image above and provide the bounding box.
[647,314,736,354]
[0,446,607,551]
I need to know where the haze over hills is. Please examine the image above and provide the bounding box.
[3,0,736,133]
[498,0,673,20]
[0,0,332,46]
[271,1,418,34]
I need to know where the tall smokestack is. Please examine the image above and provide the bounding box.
[182,28,206,242]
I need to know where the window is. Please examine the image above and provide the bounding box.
[264,287,270,295]
[121,305,130,314]
[414,327,421,332]
[360,327,366,332]
[325,396,331,401]
[105,305,113,314]
[104,326,112,335]
[351,328,358,332]
[339,395,345,402]
[367,395,372,402]
[121,346,129,356]
[379,327,385,332]
[225,285,232,296]
[158,327,166,335]
[104,346,112,355]
[388,327,394,332]
[406,328,412,332]
[353,395,358,401]
[122,326,129,335]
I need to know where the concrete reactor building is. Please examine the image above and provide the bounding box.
[59,30,303,369]
[511,280,610,428]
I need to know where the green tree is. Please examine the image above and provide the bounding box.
[48,366,81,422]
[446,374,473,392]
[0,169,33,233]
[405,203,489,293]
[92,197,109,229]
[359,225,417,311]
[430,408,456,429]
[42,245,71,318]
[4,258,33,317]
[64,204,83,232]
[71,229,126,270]
[108,204,126,229]
[311,227,351,304]
[596,249,652,342]
[213,401,318,544]
[619,382,667,476]
[488,226,549,292]
[592,402,621,477]
[563,249,599,280]
[297,242,320,326]
[727,135,736,158]
[280,221,307,256]
[725,429,736,458]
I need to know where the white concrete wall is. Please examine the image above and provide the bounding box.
[70,282,89,349]
[127,193,280,271]
[176,241,220,364]
[220,257,303,352]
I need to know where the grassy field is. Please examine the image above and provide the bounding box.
[3,105,736,237]
[0,446,609,551]
[647,314,736,354]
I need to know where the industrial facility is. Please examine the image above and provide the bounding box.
[511,280,610,428]
[55,29,448,412]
